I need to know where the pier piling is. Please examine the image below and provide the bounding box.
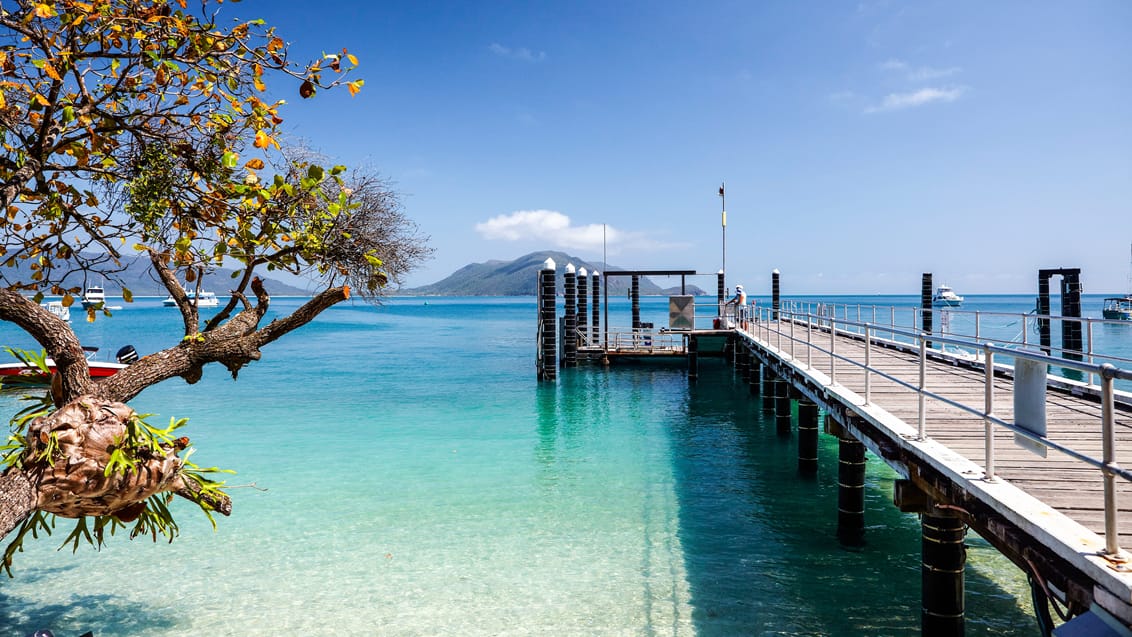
[563,264,577,368]
[537,258,557,381]
[762,368,776,411]
[631,275,641,330]
[921,273,933,347]
[749,355,761,396]
[775,376,792,436]
[772,269,780,321]
[717,270,725,317]
[922,509,966,636]
[577,267,588,347]
[591,270,600,346]
[688,335,699,381]
[837,432,867,547]
[798,400,819,475]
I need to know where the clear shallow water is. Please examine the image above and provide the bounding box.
[0,294,1093,635]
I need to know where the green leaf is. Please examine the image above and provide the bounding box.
[306,164,324,181]
[221,152,239,169]
[122,287,133,303]
[61,106,75,123]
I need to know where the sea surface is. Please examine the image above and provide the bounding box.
[0,293,1129,635]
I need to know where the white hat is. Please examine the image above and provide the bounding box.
[736,285,743,291]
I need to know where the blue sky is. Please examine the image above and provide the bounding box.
[235,0,1131,295]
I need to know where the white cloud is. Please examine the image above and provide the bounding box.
[475,210,675,253]
[488,43,546,63]
[866,86,966,113]
[476,210,607,251]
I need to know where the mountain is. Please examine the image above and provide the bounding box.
[401,251,709,297]
[6,255,312,297]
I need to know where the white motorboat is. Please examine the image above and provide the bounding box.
[42,300,70,322]
[163,291,220,308]
[81,283,106,309]
[932,285,964,307]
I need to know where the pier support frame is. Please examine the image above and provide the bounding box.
[1038,268,1083,359]
[687,335,699,381]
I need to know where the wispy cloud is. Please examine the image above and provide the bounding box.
[488,43,546,63]
[866,86,967,113]
[475,210,673,253]
[880,58,962,81]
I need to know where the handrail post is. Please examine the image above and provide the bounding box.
[806,315,812,369]
[975,311,981,343]
[1087,321,1096,388]
[864,323,872,406]
[830,316,837,384]
[790,310,795,360]
[1101,365,1123,558]
[918,334,927,440]
[984,344,996,481]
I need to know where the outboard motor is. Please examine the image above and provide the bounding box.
[115,345,139,365]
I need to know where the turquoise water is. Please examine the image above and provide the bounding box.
[0,294,1113,635]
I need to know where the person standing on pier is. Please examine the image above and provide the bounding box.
[725,285,747,327]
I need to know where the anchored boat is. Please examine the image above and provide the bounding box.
[163,290,219,308]
[0,345,137,384]
[932,285,964,307]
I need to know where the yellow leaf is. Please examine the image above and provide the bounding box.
[33,93,50,107]
[0,92,5,109]
[244,158,264,170]
[43,62,61,81]
[33,4,55,18]
[253,75,265,92]
[253,130,270,149]
[346,53,359,66]
[346,79,363,97]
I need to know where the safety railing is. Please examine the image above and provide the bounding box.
[598,328,686,353]
[747,305,1132,558]
[780,300,1132,390]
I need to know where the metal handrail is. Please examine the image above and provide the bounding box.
[750,305,1132,557]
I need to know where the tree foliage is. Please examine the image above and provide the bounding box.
[0,0,430,568]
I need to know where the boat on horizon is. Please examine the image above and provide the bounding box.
[163,290,219,308]
[81,283,105,309]
[932,285,964,307]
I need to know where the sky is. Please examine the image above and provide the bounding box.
[230,0,1131,295]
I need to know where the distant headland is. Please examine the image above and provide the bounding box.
[399,251,708,296]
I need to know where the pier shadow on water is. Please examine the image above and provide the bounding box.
[604,359,1038,636]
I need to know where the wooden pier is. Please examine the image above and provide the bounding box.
[737,311,1132,634]
[535,260,1132,634]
